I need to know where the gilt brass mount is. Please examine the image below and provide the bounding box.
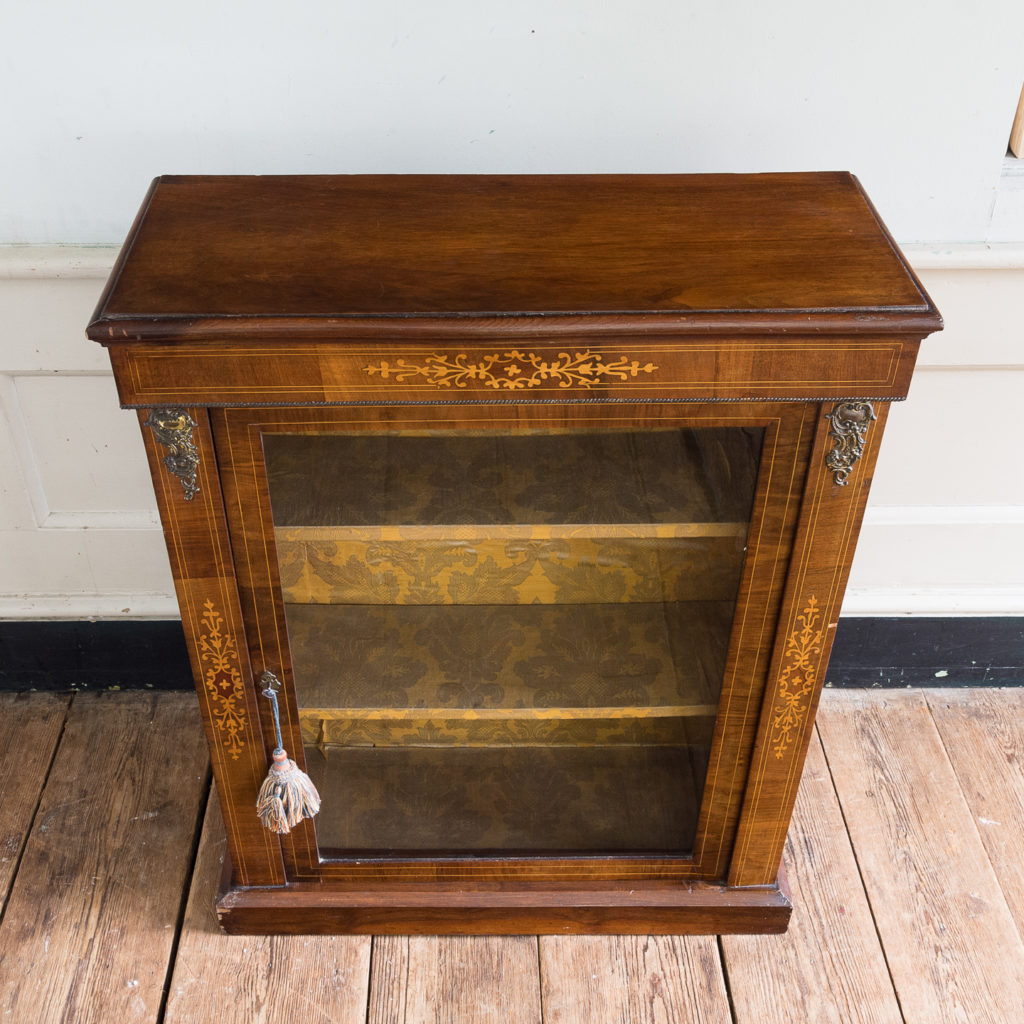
[144,407,200,500]
[824,401,876,486]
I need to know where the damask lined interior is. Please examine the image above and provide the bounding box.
[264,427,760,856]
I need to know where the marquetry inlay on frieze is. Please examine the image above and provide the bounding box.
[363,350,659,391]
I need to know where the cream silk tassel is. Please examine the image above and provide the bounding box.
[256,674,320,835]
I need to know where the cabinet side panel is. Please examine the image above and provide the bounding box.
[727,402,890,887]
[137,407,285,887]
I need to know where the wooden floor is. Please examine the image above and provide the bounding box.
[1,689,1023,1022]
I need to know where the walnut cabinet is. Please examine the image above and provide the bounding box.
[88,173,941,934]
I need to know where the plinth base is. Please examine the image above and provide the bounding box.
[216,866,792,935]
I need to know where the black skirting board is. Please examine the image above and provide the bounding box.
[0,617,1021,692]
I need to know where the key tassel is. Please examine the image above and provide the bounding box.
[257,676,320,835]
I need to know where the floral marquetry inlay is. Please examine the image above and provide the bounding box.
[770,596,825,759]
[363,350,659,390]
[199,600,247,759]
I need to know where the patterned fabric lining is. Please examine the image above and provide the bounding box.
[264,428,759,854]
[264,429,762,528]
[276,532,746,605]
[287,601,732,714]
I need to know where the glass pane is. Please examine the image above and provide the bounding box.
[263,428,762,857]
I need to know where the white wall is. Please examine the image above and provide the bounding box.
[2,1,1023,243]
[846,252,1024,614]
[2,2,1023,617]
[1,246,1021,618]
[0,254,173,617]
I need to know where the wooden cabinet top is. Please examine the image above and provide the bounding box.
[88,173,940,344]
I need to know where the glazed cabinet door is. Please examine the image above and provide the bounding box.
[212,401,817,884]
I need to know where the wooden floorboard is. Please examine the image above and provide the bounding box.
[369,935,542,1024]
[164,794,371,1024]
[0,687,1023,1021]
[540,934,731,1023]
[926,688,1024,941]
[367,935,411,1024]
[817,689,1024,1023]
[0,693,68,911]
[0,693,208,1024]
[722,729,902,1024]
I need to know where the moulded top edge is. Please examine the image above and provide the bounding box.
[87,173,942,342]
[86,308,943,345]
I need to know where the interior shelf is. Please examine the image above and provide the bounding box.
[299,704,719,721]
[275,527,747,606]
[301,713,714,752]
[275,523,747,540]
